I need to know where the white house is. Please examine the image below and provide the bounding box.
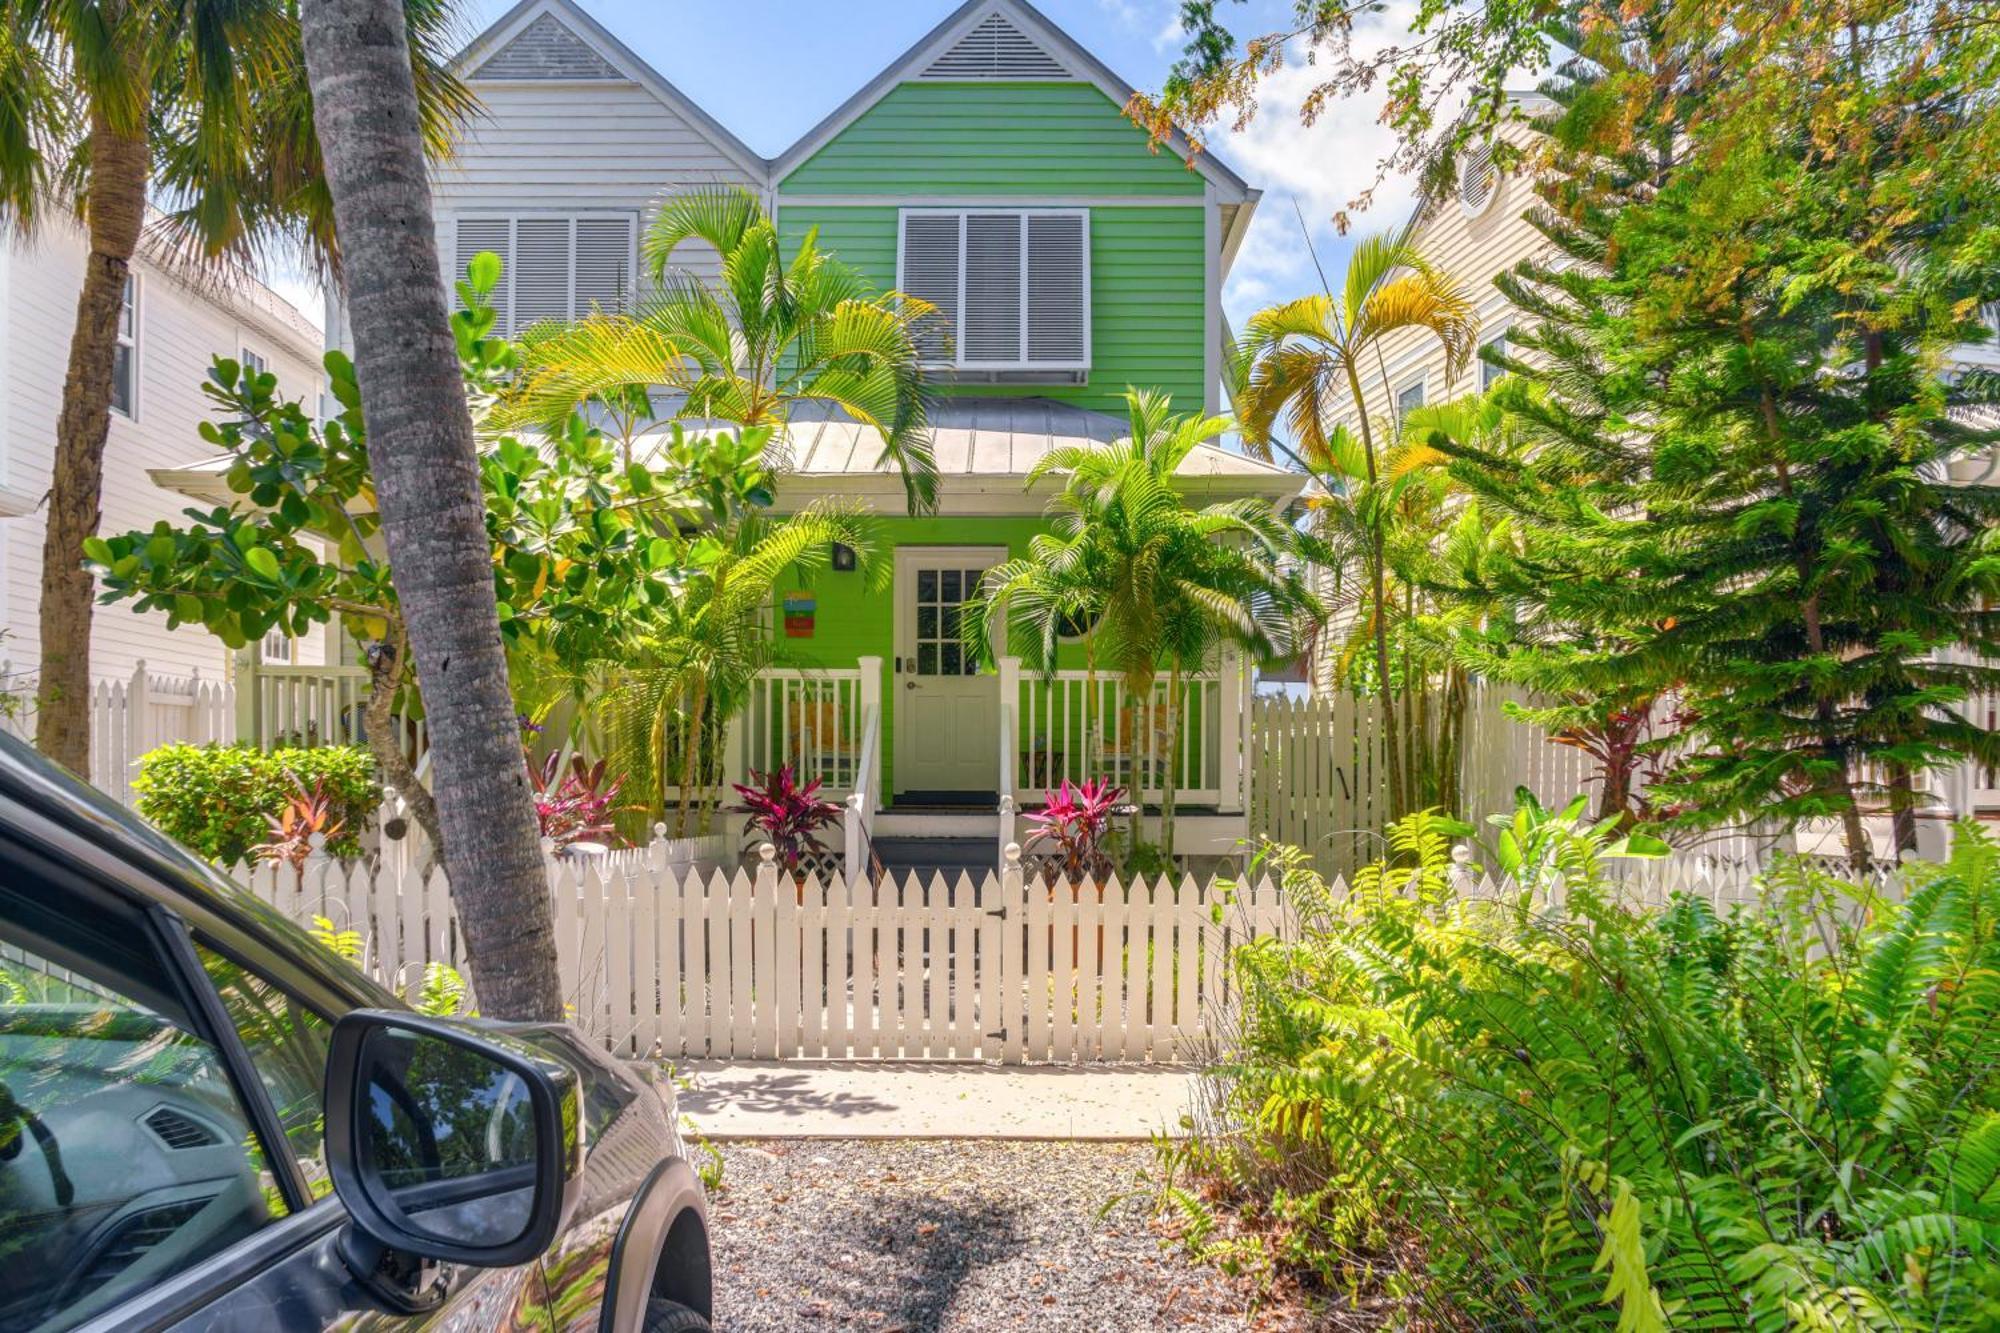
[0,215,326,725]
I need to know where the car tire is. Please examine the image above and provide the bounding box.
[642,1297,712,1332]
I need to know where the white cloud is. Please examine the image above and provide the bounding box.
[1211,1,1425,328]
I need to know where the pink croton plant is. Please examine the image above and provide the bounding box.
[1024,777,1125,886]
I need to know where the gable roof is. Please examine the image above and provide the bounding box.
[453,0,768,182]
[772,0,1256,203]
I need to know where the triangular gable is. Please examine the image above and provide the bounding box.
[774,0,1255,202]
[472,10,620,80]
[919,10,1073,80]
[453,0,769,182]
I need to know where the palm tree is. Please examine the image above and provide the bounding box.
[0,0,469,772]
[499,187,940,515]
[979,388,1323,861]
[1237,229,1476,819]
[299,0,559,1022]
[596,501,874,836]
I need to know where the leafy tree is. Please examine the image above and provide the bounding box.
[1437,13,2000,866]
[0,0,468,773]
[1236,231,1476,820]
[970,389,1324,860]
[593,492,874,837]
[497,186,940,514]
[86,251,728,848]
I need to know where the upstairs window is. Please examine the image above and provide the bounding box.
[240,347,268,383]
[451,214,636,336]
[1396,379,1426,424]
[111,276,138,418]
[1480,333,1508,392]
[898,209,1090,378]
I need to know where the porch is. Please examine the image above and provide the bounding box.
[233,647,1255,873]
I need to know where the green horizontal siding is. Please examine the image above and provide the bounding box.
[780,83,1205,197]
[775,516,1071,800]
[779,205,1207,415]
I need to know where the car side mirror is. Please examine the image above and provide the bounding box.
[324,1010,583,1274]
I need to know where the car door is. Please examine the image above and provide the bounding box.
[0,849,553,1333]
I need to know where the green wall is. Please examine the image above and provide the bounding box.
[775,515,1095,800]
[775,78,1212,416]
[777,204,1207,415]
[780,82,1206,196]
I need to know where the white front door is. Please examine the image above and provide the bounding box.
[894,547,1005,796]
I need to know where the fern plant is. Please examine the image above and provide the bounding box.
[1167,810,2000,1328]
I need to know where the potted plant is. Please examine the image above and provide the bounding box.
[527,750,630,855]
[729,764,841,892]
[1024,778,1125,968]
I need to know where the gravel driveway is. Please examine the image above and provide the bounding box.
[708,1140,1256,1331]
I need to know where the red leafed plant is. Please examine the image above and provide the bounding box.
[527,751,628,849]
[1025,777,1124,886]
[730,765,840,877]
[254,774,348,872]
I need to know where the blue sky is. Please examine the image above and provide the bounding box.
[272,0,1424,333]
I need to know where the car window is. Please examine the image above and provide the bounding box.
[0,883,290,1333]
[195,944,334,1200]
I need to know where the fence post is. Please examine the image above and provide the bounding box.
[844,793,865,885]
[1217,644,1244,813]
[121,660,152,806]
[996,793,1016,873]
[232,646,260,749]
[997,655,1021,806]
[1000,840,1024,1065]
[856,654,883,823]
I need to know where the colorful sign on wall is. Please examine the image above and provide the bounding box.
[783,594,816,638]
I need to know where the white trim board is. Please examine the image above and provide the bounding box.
[782,194,1209,209]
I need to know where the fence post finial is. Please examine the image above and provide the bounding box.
[758,841,777,865]
[1004,841,1021,868]
[653,821,668,846]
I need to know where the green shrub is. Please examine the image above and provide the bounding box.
[134,743,379,865]
[1164,805,2000,1328]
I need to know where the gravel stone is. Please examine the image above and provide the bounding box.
[708,1139,1258,1331]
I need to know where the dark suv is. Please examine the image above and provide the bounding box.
[0,733,713,1332]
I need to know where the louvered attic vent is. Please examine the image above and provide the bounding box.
[1458,143,1497,216]
[921,12,1071,79]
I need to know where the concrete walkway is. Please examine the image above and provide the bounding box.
[670,1060,1203,1140]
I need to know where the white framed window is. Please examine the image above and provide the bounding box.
[240,347,268,381]
[897,208,1090,377]
[1479,332,1508,392]
[111,276,138,419]
[260,629,293,665]
[450,214,638,336]
[1395,379,1426,423]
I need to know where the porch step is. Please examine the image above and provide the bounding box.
[869,836,997,877]
[871,810,999,839]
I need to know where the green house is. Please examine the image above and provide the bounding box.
[168,0,1302,862]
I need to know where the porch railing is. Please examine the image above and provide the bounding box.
[246,664,428,767]
[1009,649,1246,809]
[737,661,881,803]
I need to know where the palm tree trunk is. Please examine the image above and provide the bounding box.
[1160,661,1182,864]
[36,112,148,772]
[677,681,705,838]
[1343,361,1405,820]
[300,0,561,1021]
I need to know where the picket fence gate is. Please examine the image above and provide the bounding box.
[238,843,1291,1065]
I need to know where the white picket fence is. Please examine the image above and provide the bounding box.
[239,843,1289,1064]
[231,831,1835,1066]
[87,662,235,806]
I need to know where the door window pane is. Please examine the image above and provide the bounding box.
[0,889,287,1332]
[195,945,334,1200]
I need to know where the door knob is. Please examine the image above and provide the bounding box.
[905,680,917,690]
